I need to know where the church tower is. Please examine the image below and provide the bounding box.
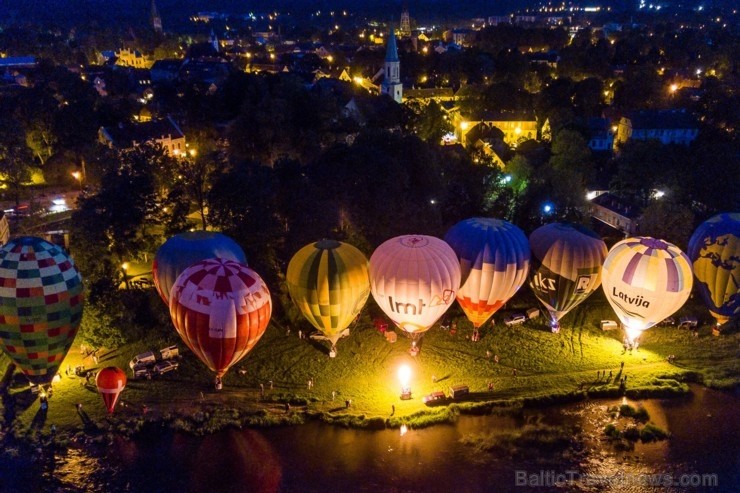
[399,5,411,36]
[151,0,163,34]
[209,29,219,53]
[380,26,403,104]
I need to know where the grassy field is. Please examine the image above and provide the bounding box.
[1,291,737,440]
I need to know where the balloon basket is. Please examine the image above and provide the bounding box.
[329,349,337,358]
[400,389,412,400]
[409,347,419,357]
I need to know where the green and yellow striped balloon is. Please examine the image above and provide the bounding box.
[286,240,370,351]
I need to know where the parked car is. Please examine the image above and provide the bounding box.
[600,320,619,331]
[525,308,540,320]
[678,317,698,329]
[159,345,179,360]
[449,384,470,399]
[658,317,676,326]
[132,366,152,380]
[504,313,526,327]
[422,391,446,405]
[153,360,179,375]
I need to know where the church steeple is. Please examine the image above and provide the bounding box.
[381,26,402,103]
[209,29,219,53]
[400,4,411,36]
[151,0,163,34]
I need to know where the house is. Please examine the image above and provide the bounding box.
[586,118,615,152]
[115,48,154,69]
[179,59,231,86]
[588,192,639,236]
[455,110,537,147]
[150,59,183,83]
[527,51,559,68]
[402,87,455,103]
[99,116,186,157]
[614,109,699,148]
[451,29,475,47]
[0,56,37,69]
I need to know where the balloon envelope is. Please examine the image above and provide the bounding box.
[0,237,84,384]
[96,366,127,413]
[153,231,246,305]
[444,218,530,327]
[602,237,692,336]
[369,235,460,335]
[286,240,370,345]
[528,223,607,327]
[169,258,271,378]
[687,213,739,325]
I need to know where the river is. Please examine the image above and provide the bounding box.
[13,385,740,492]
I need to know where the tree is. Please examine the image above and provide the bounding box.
[0,117,33,208]
[69,145,163,293]
[638,200,695,250]
[406,100,452,144]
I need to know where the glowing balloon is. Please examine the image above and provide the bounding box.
[528,223,607,331]
[169,258,271,380]
[369,235,460,336]
[286,240,370,353]
[687,213,739,325]
[96,366,127,413]
[444,218,530,328]
[0,237,84,385]
[602,237,692,340]
[153,231,246,305]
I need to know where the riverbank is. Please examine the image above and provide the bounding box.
[1,295,737,446]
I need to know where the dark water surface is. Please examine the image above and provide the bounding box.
[29,385,740,492]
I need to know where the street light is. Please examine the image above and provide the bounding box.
[71,171,82,190]
[121,262,130,289]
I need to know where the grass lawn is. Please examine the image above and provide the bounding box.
[1,291,737,439]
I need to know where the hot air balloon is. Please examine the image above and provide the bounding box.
[369,235,460,347]
[687,213,739,326]
[96,366,127,413]
[444,218,530,333]
[0,237,84,385]
[153,231,247,305]
[528,223,607,332]
[169,258,271,388]
[286,240,370,357]
[602,237,692,342]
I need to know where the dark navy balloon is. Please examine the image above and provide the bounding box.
[687,213,740,325]
[153,232,246,305]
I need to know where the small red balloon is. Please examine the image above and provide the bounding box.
[96,366,127,413]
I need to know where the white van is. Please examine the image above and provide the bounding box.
[129,351,156,371]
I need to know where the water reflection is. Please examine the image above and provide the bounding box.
[35,385,739,492]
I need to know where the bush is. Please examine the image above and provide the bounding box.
[640,423,669,442]
[604,423,620,439]
[622,426,640,441]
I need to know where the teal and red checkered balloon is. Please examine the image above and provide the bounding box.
[0,237,84,384]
